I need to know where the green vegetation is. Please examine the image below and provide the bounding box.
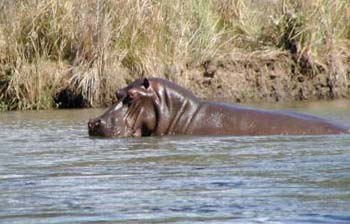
[0,0,350,110]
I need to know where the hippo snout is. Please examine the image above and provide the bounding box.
[88,118,101,130]
[88,118,108,136]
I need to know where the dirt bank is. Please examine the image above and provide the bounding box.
[173,50,350,103]
[50,49,350,108]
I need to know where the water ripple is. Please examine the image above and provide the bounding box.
[1,107,350,223]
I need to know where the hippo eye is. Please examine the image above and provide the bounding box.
[123,95,132,106]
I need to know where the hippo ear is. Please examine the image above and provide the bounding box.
[127,81,153,100]
[142,78,150,89]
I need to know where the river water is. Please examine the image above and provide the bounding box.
[1,100,350,224]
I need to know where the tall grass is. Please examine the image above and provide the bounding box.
[0,0,349,110]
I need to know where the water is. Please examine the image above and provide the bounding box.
[1,100,350,224]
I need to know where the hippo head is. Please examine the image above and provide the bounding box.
[88,78,159,137]
[88,77,199,137]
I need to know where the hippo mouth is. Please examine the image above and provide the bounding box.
[88,128,107,137]
[88,119,131,137]
[88,125,141,138]
[88,119,113,137]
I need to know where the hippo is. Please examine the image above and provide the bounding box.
[88,77,349,137]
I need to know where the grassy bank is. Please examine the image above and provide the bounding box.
[0,0,350,110]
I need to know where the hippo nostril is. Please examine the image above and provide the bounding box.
[94,119,101,127]
[88,119,102,129]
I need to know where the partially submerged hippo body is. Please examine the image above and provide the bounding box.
[88,78,349,137]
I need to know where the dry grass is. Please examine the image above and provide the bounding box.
[0,0,349,110]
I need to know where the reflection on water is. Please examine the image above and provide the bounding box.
[0,100,350,223]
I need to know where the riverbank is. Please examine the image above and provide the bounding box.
[1,0,350,110]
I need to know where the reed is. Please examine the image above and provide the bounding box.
[0,0,349,110]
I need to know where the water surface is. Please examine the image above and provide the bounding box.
[1,100,350,223]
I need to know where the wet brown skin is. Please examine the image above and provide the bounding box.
[88,78,349,137]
